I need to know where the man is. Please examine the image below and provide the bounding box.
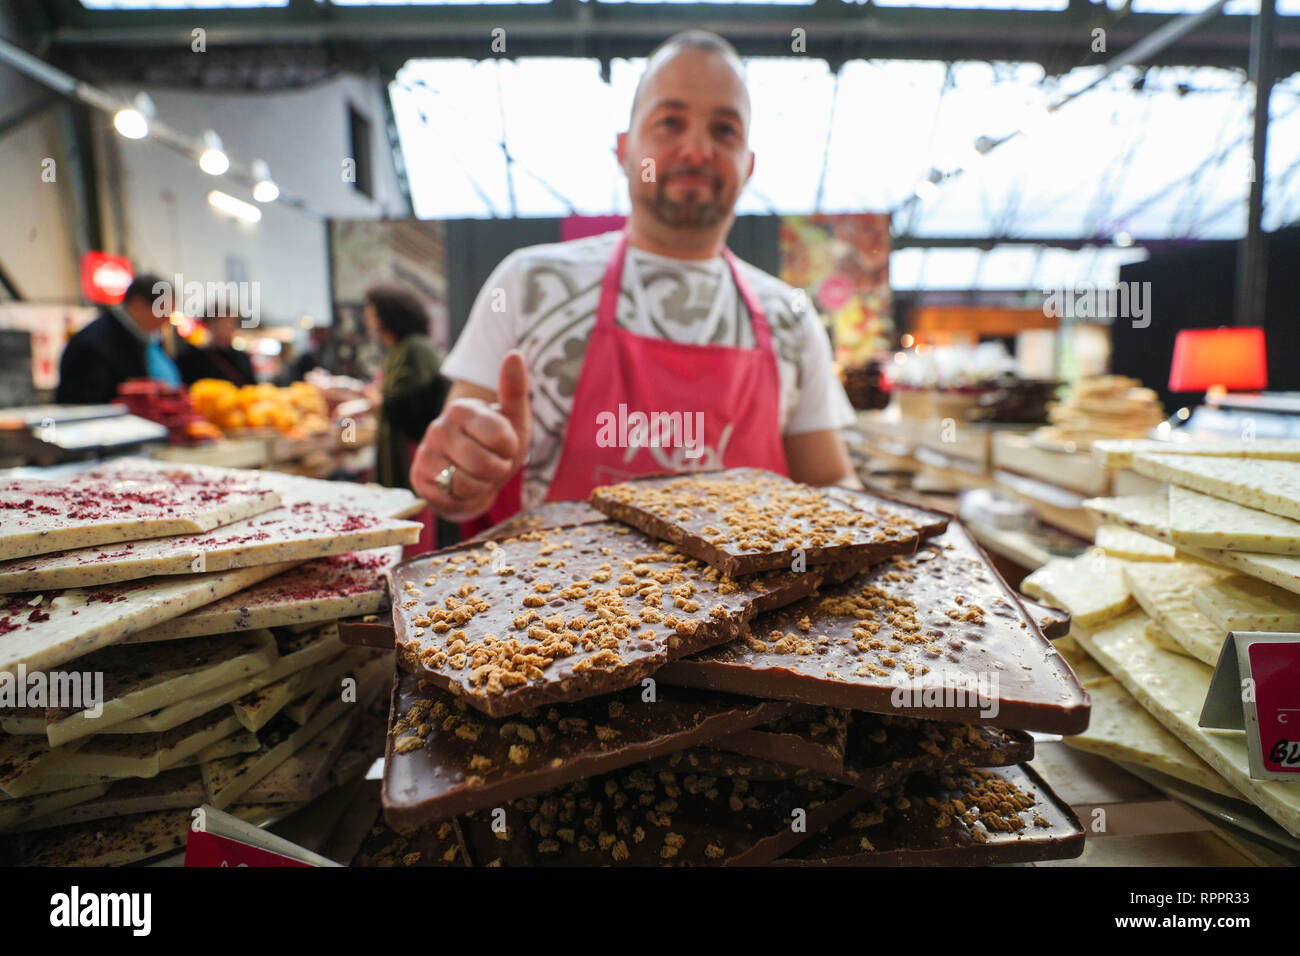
[411,30,860,520]
[176,310,256,386]
[56,274,182,405]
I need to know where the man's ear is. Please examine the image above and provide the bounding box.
[745,150,755,184]
[616,131,628,169]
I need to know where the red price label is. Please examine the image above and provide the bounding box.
[1248,640,1300,775]
[185,828,313,867]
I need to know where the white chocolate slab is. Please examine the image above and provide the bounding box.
[0,463,280,562]
[0,782,109,832]
[1194,574,1300,631]
[1132,453,1300,523]
[1094,524,1175,561]
[1073,610,1300,838]
[0,562,292,675]
[109,624,344,734]
[231,651,352,733]
[1168,484,1300,553]
[42,630,278,747]
[0,508,420,593]
[1093,439,1300,469]
[0,734,88,797]
[1066,676,1240,799]
[1021,552,1136,627]
[51,709,246,779]
[126,547,402,643]
[3,768,205,832]
[1121,562,1234,667]
[201,656,387,809]
[238,709,360,804]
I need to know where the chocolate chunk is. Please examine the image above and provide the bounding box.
[772,764,1084,866]
[391,521,858,718]
[355,811,470,868]
[1020,596,1071,638]
[382,669,799,829]
[658,524,1091,734]
[588,468,947,576]
[457,757,867,867]
[338,616,399,648]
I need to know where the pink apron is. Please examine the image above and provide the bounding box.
[544,231,788,501]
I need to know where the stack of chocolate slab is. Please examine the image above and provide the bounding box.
[360,468,1088,867]
[1009,439,1300,842]
[0,458,426,864]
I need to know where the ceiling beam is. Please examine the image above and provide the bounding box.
[36,3,1300,88]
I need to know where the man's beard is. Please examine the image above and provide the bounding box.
[649,172,728,228]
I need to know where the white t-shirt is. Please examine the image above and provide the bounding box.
[442,230,856,510]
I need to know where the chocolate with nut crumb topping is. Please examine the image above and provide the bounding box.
[382,669,800,829]
[588,468,947,576]
[659,524,1091,734]
[391,521,867,718]
[772,763,1084,866]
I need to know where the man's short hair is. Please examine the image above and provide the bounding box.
[123,274,164,306]
[630,30,746,120]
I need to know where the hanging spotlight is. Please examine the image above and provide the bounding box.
[113,92,154,140]
[251,159,279,203]
[199,129,230,176]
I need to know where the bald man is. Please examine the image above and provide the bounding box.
[411,30,860,522]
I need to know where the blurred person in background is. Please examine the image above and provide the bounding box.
[56,274,182,404]
[289,325,333,382]
[365,283,446,491]
[176,308,256,386]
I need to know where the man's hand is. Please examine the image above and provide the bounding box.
[410,351,531,521]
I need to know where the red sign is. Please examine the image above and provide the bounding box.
[1249,639,1300,775]
[185,828,313,867]
[79,251,133,305]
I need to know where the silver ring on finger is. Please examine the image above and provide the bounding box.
[434,464,457,496]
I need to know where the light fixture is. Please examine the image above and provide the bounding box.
[199,130,230,176]
[1114,232,1134,248]
[207,189,262,224]
[251,159,279,203]
[113,92,154,140]
[1168,327,1267,394]
[299,315,315,330]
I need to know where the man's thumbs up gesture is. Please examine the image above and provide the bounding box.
[410,350,531,521]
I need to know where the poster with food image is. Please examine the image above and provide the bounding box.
[778,213,892,366]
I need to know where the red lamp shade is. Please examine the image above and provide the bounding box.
[1168,327,1268,392]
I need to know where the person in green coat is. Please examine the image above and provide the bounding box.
[364,284,445,491]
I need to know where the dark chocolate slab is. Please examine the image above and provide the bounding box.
[658,524,1091,734]
[588,468,947,576]
[391,521,860,717]
[713,707,849,776]
[714,711,1034,793]
[458,756,866,867]
[354,811,470,867]
[772,763,1084,866]
[382,669,799,829]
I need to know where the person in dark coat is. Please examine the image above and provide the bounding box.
[55,274,182,405]
[176,311,256,386]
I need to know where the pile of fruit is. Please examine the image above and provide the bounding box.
[114,380,223,445]
[190,379,332,437]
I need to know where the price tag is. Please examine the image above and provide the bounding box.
[1199,631,1300,782]
[185,827,314,867]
